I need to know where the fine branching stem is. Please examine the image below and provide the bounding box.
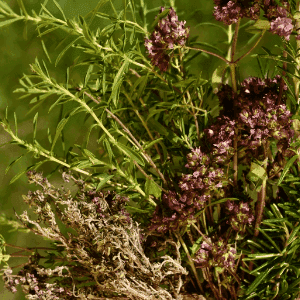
[185,46,231,64]
[83,90,168,188]
[233,29,267,64]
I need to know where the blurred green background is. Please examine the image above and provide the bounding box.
[0,0,290,298]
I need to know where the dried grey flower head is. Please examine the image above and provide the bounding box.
[2,170,189,300]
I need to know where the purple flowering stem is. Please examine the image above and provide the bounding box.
[294,1,300,174]
[294,2,300,101]
[248,180,266,274]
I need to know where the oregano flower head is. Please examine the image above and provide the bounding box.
[213,0,260,25]
[213,0,298,41]
[225,199,255,232]
[236,75,294,159]
[147,147,231,234]
[193,236,237,272]
[206,76,294,163]
[144,6,190,72]
[262,1,294,41]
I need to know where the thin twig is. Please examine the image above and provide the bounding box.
[234,29,267,64]
[83,90,168,188]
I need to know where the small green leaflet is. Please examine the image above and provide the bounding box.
[277,155,298,186]
[109,58,129,107]
[245,19,270,34]
[245,265,275,295]
[145,175,162,198]
[116,142,145,166]
[247,161,267,183]
[0,17,22,29]
[211,62,228,94]
[149,8,170,32]
[95,174,114,191]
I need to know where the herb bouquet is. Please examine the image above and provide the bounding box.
[1,0,300,299]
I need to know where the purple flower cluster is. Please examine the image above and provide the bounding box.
[205,75,295,164]
[3,267,72,299]
[147,147,231,234]
[262,1,295,41]
[204,115,236,164]
[146,73,295,238]
[225,200,255,232]
[144,6,190,72]
[213,0,299,41]
[193,236,237,271]
[236,75,294,161]
[213,0,260,25]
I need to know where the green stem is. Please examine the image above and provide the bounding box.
[125,71,164,165]
[229,18,241,187]
[203,267,221,300]
[178,48,201,142]
[83,91,168,189]
[0,120,157,207]
[54,84,161,205]
[174,232,204,294]
[16,0,29,18]
[254,180,266,237]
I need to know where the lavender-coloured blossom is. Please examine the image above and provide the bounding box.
[147,147,231,234]
[204,116,236,164]
[214,0,298,42]
[243,1,261,21]
[225,200,255,232]
[270,17,294,41]
[236,75,294,160]
[213,0,242,25]
[146,190,198,234]
[262,1,290,20]
[213,0,260,25]
[144,7,190,72]
[193,237,237,272]
[261,1,297,41]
